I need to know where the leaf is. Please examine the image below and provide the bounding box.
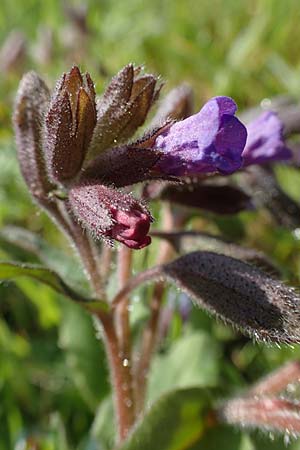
[119,388,211,450]
[146,181,252,214]
[152,230,278,275]
[0,225,90,293]
[59,301,110,410]
[0,261,107,311]
[147,331,220,403]
[243,165,300,229]
[91,396,115,449]
[190,425,244,450]
[161,252,300,343]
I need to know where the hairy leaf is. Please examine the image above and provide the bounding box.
[152,230,278,275]
[163,183,252,214]
[0,225,90,293]
[243,165,300,229]
[162,251,300,343]
[145,180,252,214]
[0,261,107,311]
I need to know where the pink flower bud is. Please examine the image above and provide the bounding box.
[68,183,152,249]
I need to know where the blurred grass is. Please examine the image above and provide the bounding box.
[2,0,300,449]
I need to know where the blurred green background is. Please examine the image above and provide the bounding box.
[2,0,300,449]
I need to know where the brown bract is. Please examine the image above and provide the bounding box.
[45,66,97,182]
[150,83,194,126]
[86,64,160,162]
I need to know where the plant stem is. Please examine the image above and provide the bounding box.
[134,281,165,414]
[47,199,137,442]
[100,312,136,442]
[70,227,104,298]
[111,266,162,308]
[134,203,175,414]
[48,202,104,298]
[100,244,113,286]
[116,246,132,354]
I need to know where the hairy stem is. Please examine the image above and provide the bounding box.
[111,266,162,308]
[100,312,136,442]
[134,203,175,414]
[116,246,133,354]
[44,197,137,442]
[134,282,165,414]
[47,201,104,298]
[70,225,104,298]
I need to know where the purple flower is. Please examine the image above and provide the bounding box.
[153,96,247,176]
[242,111,292,167]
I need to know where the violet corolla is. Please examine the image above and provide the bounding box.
[152,96,247,176]
[242,111,292,167]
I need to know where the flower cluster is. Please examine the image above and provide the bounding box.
[13,65,291,249]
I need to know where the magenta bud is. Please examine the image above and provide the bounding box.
[110,208,151,249]
[68,183,152,249]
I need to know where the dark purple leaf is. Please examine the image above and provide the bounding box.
[146,180,252,214]
[152,230,278,275]
[162,251,300,343]
[243,165,300,229]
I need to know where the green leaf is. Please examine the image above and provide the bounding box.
[190,425,245,450]
[148,331,220,403]
[119,388,211,450]
[91,396,115,450]
[0,225,90,294]
[0,261,108,312]
[59,302,110,410]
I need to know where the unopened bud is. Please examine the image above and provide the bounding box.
[45,66,96,183]
[69,183,152,249]
[13,71,54,204]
